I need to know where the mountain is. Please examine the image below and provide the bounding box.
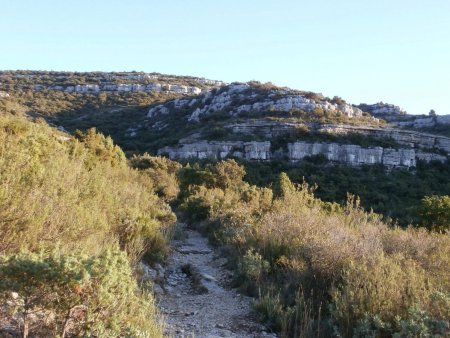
[2,70,449,161]
[145,82,449,168]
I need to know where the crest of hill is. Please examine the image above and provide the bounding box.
[0,70,225,93]
[147,81,374,123]
[142,81,388,152]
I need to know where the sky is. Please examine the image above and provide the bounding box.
[1,0,449,115]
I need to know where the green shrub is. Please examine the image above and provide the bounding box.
[130,153,182,202]
[0,248,164,338]
[0,114,172,336]
[0,115,175,262]
[420,195,450,232]
[331,255,435,337]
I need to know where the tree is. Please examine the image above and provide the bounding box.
[75,128,126,168]
[429,109,437,117]
[420,195,450,232]
[274,172,295,198]
[213,159,246,190]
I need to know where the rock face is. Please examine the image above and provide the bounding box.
[318,124,450,155]
[416,152,448,163]
[437,115,450,125]
[357,102,450,129]
[158,140,446,168]
[288,142,416,167]
[226,121,450,155]
[147,83,365,121]
[357,102,406,115]
[158,141,271,161]
[37,82,202,95]
[386,115,450,128]
[1,71,225,95]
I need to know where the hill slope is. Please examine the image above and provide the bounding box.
[1,71,449,225]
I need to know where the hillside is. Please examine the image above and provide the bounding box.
[2,71,449,157]
[1,71,450,225]
[0,71,449,337]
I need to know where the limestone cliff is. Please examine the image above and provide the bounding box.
[0,71,224,95]
[35,82,203,95]
[158,140,446,168]
[227,121,450,155]
[158,141,271,161]
[148,83,367,121]
[149,83,449,168]
[356,102,450,128]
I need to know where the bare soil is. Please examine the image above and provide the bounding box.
[156,223,277,338]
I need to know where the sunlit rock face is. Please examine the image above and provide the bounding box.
[158,140,446,168]
[288,142,416,167]
[317,124,450,155]
[158,141,271,161]
[288,142,384,165]
[357,102,406,115]
[175,84,365,122]
[357,102,450,129]
[38,82,202,95]
[145,82,367,121]
[225,121,450,155]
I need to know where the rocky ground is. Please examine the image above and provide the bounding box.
[143,222,277,338]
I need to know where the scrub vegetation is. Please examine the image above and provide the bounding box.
[178,160,450,337]
[0,112,174,337]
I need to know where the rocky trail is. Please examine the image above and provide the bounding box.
[143,222,277,338]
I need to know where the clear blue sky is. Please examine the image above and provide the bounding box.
[1,0,449,114]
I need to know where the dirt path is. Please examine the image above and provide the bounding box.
[154,223,278,338]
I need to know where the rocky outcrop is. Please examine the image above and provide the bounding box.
[158,141,271,161]
[226,121,450,155]
[147,83,365,121]
[288,142,416,167]
[416,152,448,163]
[318,124,450,154]
[437,115,450,125]
[395,117,435,128]
[35,82,202,95]
[389,115,450,128]
[158,140,446,168]
[1,71,224,92]
[357,102,406,115]
[357,102,450,129]
[187,84,364,121]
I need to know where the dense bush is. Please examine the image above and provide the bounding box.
[420,195,450,232]
[0,249,163,337]
[129,153,182,202]
[0,113,174,337]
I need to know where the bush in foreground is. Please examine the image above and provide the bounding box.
[0,114,172,337]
